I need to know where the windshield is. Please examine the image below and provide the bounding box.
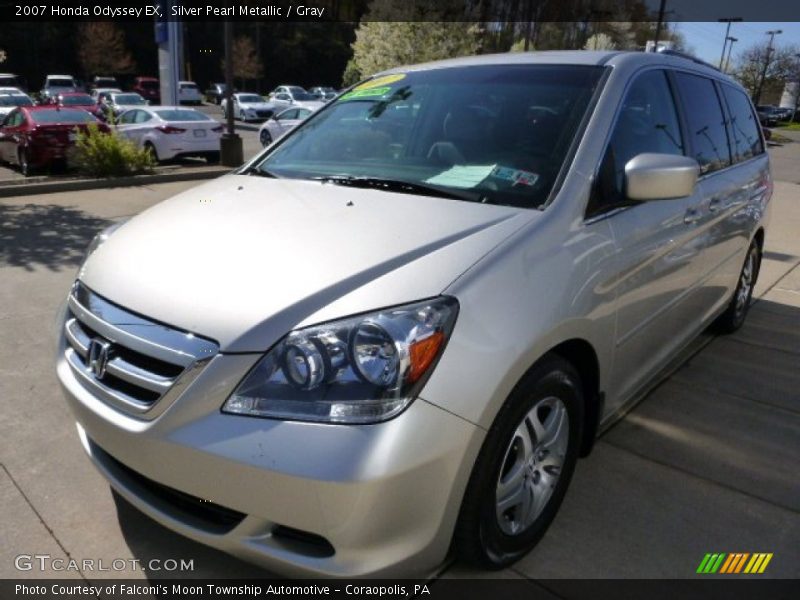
[61,94,93,105]
[154,109,210,122]
[180,83,198,90]
[0,95,33,107]
[114,94,145,105]
[48,79,75,88]
[238,95,264,103]
[252,65,605,209]
[30,109,95,124]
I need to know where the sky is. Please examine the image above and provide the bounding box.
[675,22,800,68]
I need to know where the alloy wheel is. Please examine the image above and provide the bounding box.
[734,248,755,319]
[495,396,569,535]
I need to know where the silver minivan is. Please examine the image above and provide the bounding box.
[57,51,771,577]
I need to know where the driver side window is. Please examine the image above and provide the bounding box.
[588,70,684,217]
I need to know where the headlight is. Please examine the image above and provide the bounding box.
[80,219,128,268]
[223,297,459,424]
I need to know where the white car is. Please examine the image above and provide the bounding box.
[41,74,79,100]
[269,85,325,110]
[0,88,33,119]
[221,93,283,122]
[178,81,203,105]
[115,106,223,163]
[258,105,317,146]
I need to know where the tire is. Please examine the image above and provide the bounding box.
[18,147,33,177]
[239,109,246,122]
[260,129,272,147]
[205,151,220,164]
[712,241,761,334]
[454,354,584,569]
[144,142,159,163]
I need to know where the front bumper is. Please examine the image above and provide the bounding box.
[57,333,484,577]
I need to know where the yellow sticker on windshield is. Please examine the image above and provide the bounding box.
[340,86,391,101]
[355,73,406,90]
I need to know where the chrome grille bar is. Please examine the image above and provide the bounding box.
[62,282,219,417]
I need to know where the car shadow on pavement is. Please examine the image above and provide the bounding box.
[0,203,112,272]
[112,491,277,579]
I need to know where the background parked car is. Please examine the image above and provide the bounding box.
[204,83,229,105]
[115,106,222,163]
[0,88,34,119]
[0,106,109,175]
[268,85,323,109]
[221,93,281,122]
[258,105,317,146]
[178,81,203,105]
[91,76,118,91]
[105,92,148,121]
[309,86,338,102]
[51,92,106,121]
[0,73,25,91]
[131,76,160,103]
[40,74,78,102]
[756,105,780,127]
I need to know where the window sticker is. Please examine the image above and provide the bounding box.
[354,74,406,90]
[490,166,540,187]
[340,86,392,101]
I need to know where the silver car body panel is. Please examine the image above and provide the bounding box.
[58,50,771,577]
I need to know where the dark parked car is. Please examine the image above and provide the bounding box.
[132,77,160,103]
[0,106,109,175]
[756,105,779,127]
[205,83,229,105]
[51,93,106,121]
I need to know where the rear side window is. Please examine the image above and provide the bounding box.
[590,69,684,215]
[721,85,764,162]
[673,73,731,174]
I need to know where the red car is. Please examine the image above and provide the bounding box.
[131,76,160,103]
[52,92,106,121]
[0,106,110,176]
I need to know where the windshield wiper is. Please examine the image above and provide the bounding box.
[310,175,477,201]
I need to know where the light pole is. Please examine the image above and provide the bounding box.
[754,29,782,106]
[717,18,742,69]
[724,36,738,73]
[220,20,243,166]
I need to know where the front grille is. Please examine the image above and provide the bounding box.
[63,281,218,417]
[255,110,274,118]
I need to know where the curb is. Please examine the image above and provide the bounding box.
[0,167,232,198]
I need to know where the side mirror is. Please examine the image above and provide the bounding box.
[624,153,700,201]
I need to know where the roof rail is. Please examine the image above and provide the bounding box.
[656,48,721,72]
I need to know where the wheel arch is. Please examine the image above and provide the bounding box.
[547,339,603,457]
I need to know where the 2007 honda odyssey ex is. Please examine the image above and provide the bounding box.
[57,50,771,577]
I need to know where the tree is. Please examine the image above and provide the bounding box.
[734,42,799,105]
[344,0,481,84]
[226,35,264,89]
[77,22,135,77]
[584,33,617,50]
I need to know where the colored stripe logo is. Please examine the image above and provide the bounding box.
[697,553,773,574]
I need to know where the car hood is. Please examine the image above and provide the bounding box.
[80,175,534,352]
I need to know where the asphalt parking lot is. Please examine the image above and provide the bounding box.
[1,146,799,583]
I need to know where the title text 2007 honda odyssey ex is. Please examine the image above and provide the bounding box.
[57,50,771,577]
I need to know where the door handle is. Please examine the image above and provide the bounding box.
[683,208,701,225]
[708,198,722,213]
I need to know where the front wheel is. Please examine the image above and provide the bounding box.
[454,355,583,569]
[713,241,760,334]
[259,129,272,147]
